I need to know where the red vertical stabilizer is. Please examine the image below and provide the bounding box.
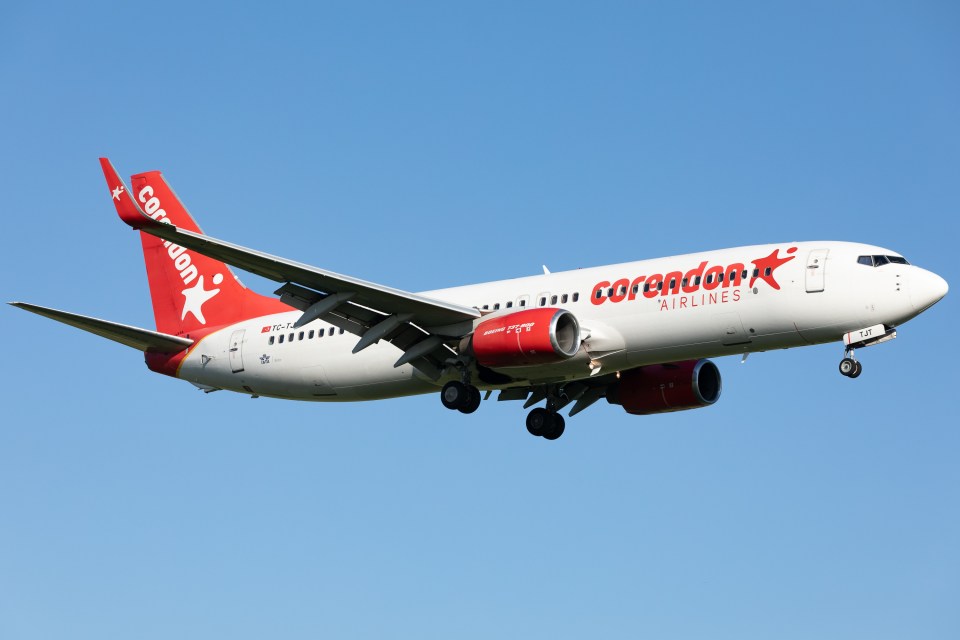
[99,159,290,335]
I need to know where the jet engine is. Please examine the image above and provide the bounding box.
[470,308,581,368]
[607,359,722,415]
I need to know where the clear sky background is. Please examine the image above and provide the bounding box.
[1,2,958,638]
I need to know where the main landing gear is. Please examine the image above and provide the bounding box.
[440,380,482,414]
[838,349,862,378]
[439,374,568,440]
[526,408,565,440]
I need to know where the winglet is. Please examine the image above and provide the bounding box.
[98,157,156,229]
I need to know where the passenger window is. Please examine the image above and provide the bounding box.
[742,270,748,280]
[572,292,579,302]
[561,294,568,303]
[682,278,688,287]
[657,282,663,291]
[595,289,603,300]
[695,276,702,285]
[308,330,315,339]
[278,335,284,344]
[753,269,760,278]
[289,333,294,342]
[551,295,558,304]
[339,328,345,334]
[482,304,489,310]
[706,275,713,284]
[494,303,500,310]
[519,299,527,307]
[764,267,772,276]
[269,336,275,345]
[319,328,325,337]
[643,283,650,292]
[539,297,547,307]
[669,279,676,289]
[298,331,304,341]
[506,301,513,308]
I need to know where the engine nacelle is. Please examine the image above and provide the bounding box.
[607,359,722,415]
[471,308,581,368]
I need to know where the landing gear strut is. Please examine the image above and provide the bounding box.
[440,380,482,414]
[838,349,862,378]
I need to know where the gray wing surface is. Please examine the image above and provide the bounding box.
[105,160,480,378]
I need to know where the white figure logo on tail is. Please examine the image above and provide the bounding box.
[181,273,223,324]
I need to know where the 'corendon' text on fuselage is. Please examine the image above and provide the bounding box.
[591,247,798,312]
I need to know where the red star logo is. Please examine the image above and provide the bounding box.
[749,247,798,290]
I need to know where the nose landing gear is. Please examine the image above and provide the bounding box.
[839,349,862,378]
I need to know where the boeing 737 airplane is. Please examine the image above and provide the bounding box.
[10,159,949,440]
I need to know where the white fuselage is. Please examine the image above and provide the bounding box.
[174,241,942,401]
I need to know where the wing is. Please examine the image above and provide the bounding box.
[9,302,194,353]
[101,158,480,378]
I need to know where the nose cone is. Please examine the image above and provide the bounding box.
[911,269,949,312]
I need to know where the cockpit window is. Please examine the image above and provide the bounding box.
[857,254,910,267]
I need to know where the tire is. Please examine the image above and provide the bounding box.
[850,361,862,378]
[839,358,856,377]
[526,408,551,437]
[441,381,468,410]
[542,414,566,441]
[458,385,482,414]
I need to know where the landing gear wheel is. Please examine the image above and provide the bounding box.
[526,408,551,437]
[458,385,482,414]
[541,414,566,441]
[441,381,469,410]
[850,361,862,378]
[839,358,857,377]
[526,409,565,440]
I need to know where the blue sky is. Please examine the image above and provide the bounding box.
[1,2,958,638]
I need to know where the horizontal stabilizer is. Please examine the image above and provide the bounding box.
[8,302,194,353]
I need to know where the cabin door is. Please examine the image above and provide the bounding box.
[805,249,829,293]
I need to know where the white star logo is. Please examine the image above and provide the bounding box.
[181,275,221,324]
[112,185,124,201]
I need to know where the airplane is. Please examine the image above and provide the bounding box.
[10,159,949,440]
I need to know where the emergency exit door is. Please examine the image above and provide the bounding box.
[228,329,245,373]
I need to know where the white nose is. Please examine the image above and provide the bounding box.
[911,268,949,311]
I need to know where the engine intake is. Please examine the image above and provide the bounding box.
[471,308,581,368]
[607,359,722,415]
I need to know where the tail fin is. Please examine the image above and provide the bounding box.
[99,158,289,335]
